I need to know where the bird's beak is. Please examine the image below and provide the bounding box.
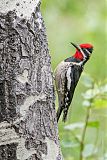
[70,42,80,51]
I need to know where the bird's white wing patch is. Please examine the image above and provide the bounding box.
[66,67,72,90]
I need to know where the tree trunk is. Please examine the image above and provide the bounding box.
[0,0,63,159]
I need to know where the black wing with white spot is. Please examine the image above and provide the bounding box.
[62,64,83,122]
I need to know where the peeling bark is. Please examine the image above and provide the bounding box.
[0,0,63,159]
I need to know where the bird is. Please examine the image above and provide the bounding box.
[54,42,93,122]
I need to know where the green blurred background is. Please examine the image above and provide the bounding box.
[41,0,107,159]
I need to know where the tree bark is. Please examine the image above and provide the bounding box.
[0,0,63,159]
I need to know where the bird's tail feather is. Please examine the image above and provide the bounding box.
[62,107,69,122]
[57,106,63,122]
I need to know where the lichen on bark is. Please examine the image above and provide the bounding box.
[0,0,62,159]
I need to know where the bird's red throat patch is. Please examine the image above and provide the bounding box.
[73,51,83,60]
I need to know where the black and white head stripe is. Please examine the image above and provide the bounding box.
[81,48,92,59]
[86,48,93,54]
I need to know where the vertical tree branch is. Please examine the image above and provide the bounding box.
[80,84,94,160]
[80,105,91,160]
